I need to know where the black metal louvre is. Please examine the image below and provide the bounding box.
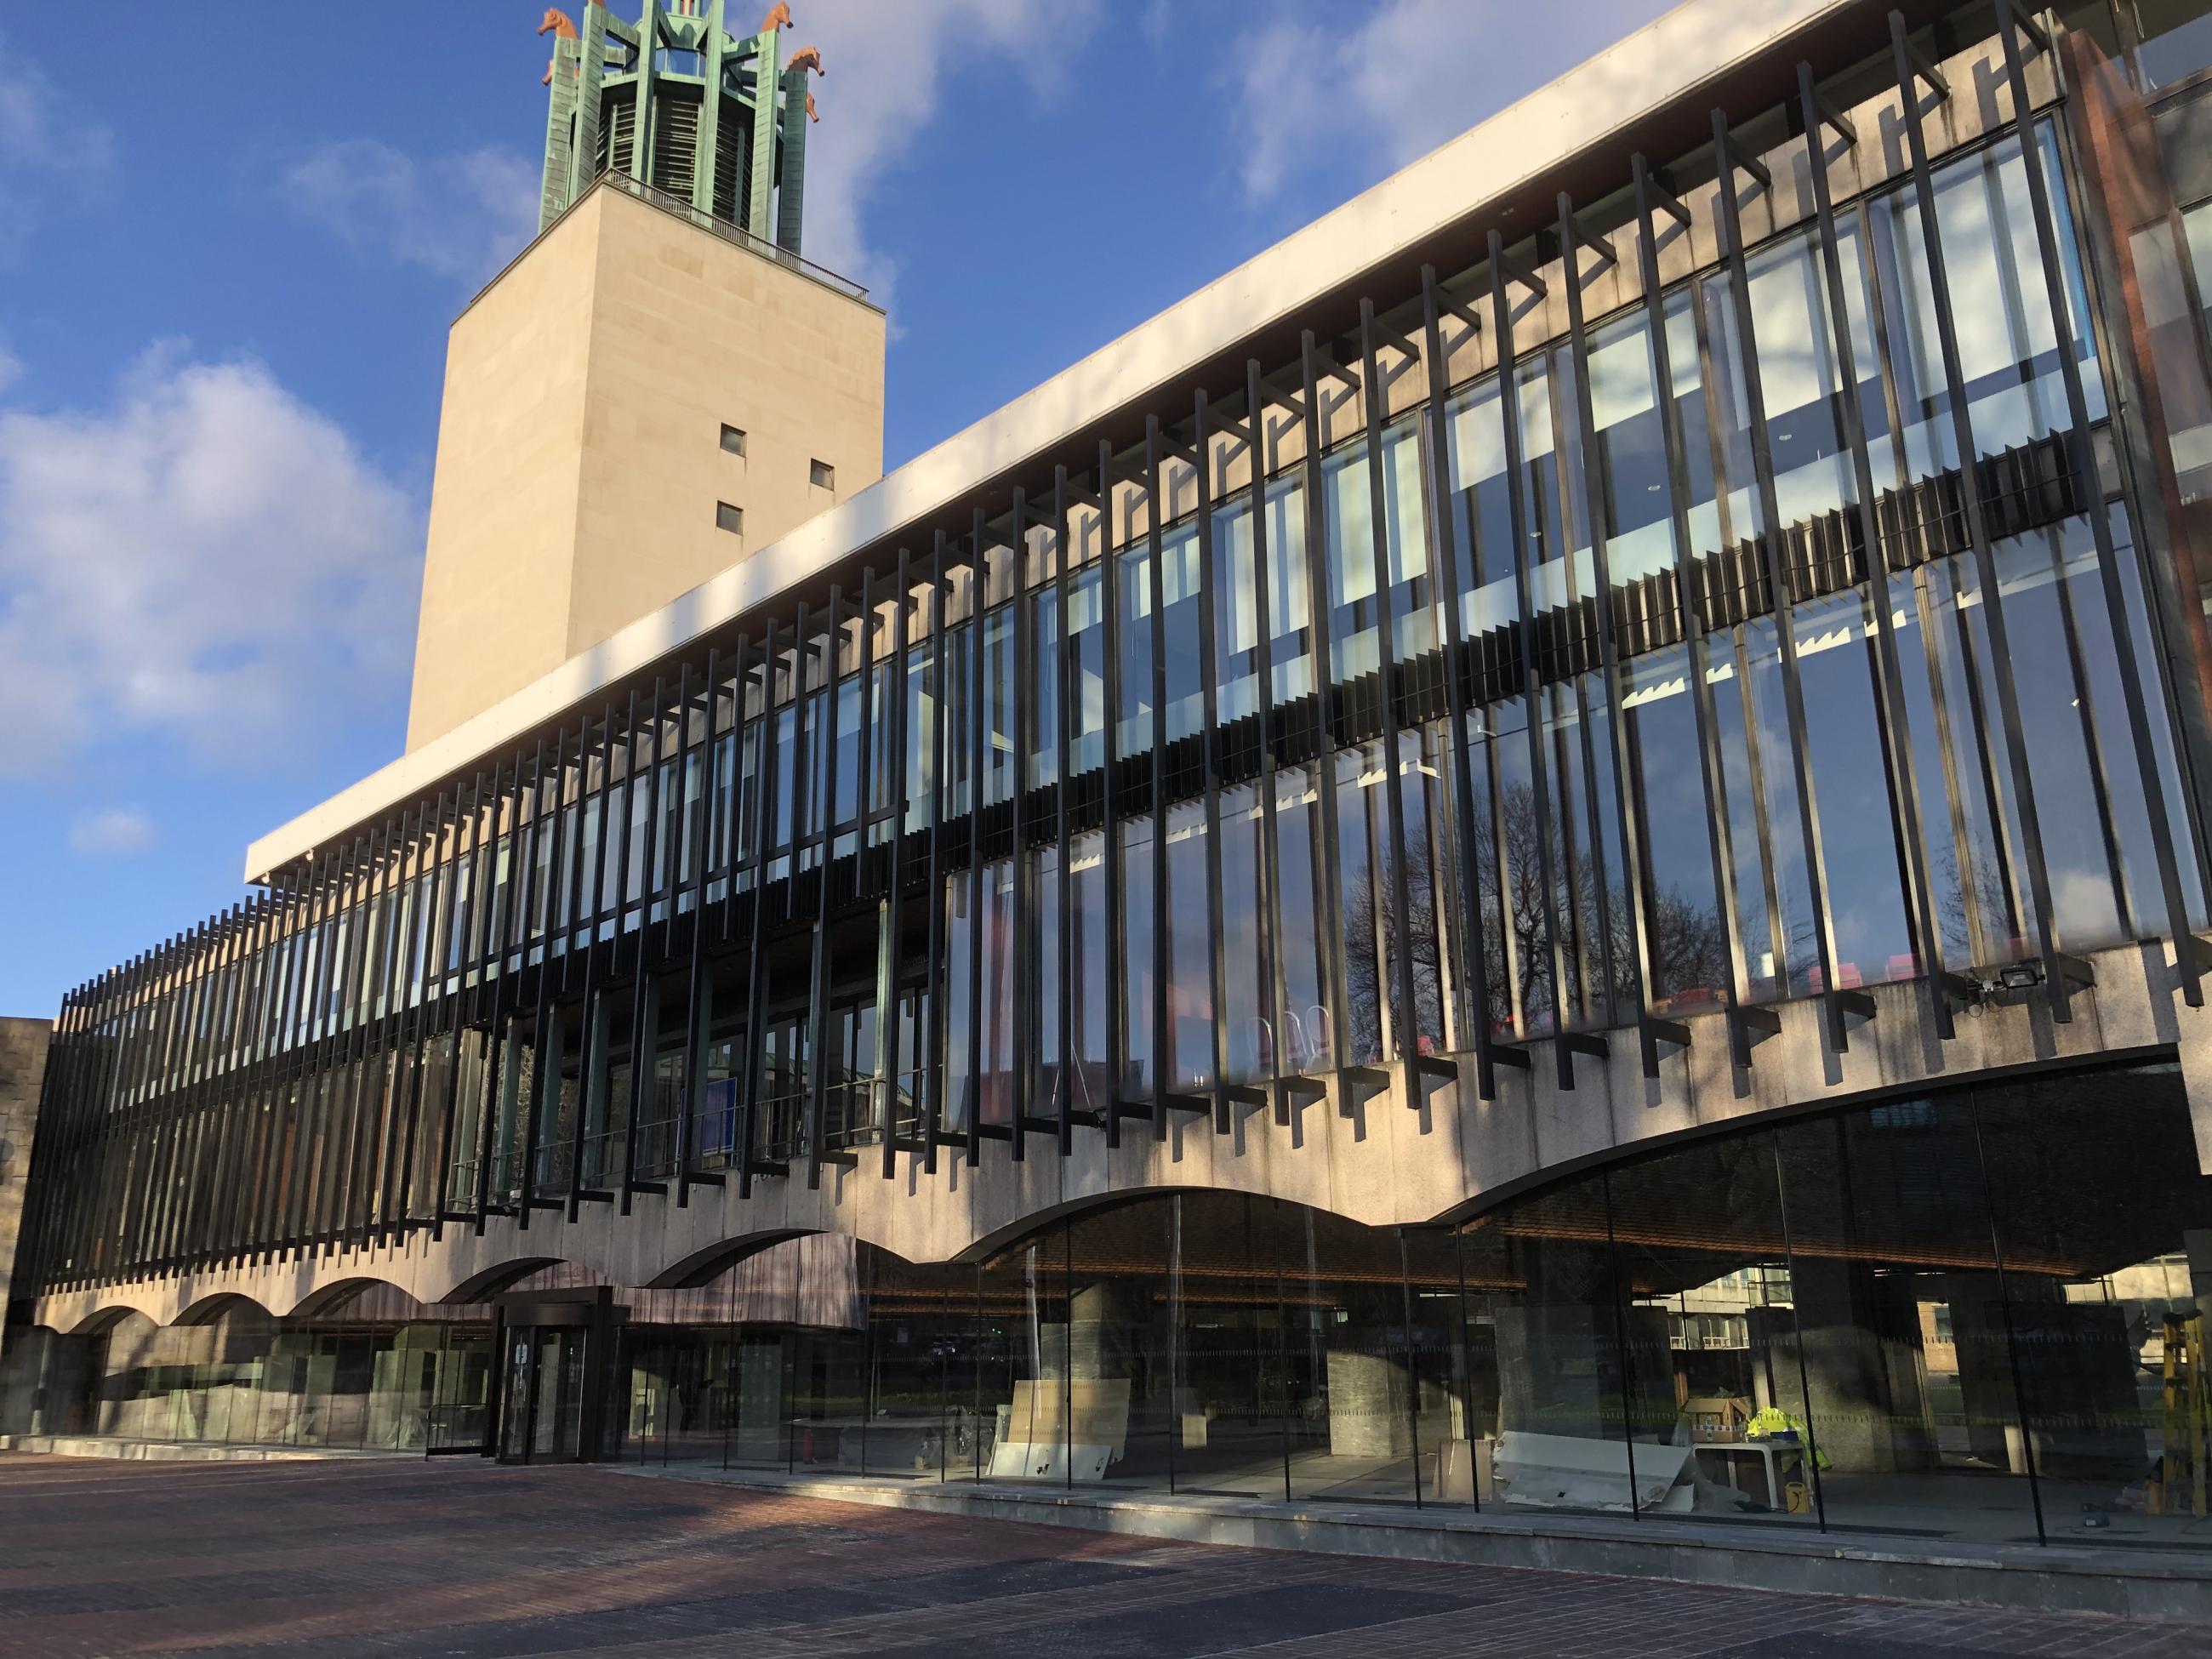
[16,5,2210,1301]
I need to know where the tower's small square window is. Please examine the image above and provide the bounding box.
[809,459,835,490]
[720,424,747,457]
[715,501,744,535]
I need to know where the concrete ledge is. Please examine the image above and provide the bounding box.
[607,1462,2212,1624]
[0,1434,413,1464]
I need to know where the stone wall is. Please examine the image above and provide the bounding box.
[0,1017,53,1350]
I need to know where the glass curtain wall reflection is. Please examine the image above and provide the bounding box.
[601,1061,2212,1551]
[24,85,2212,1308]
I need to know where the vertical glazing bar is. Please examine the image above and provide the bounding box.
[149,925,197,1264]
[193,912,249,1263]
[1488,235,1576,1084]
[262,878,314,1252]
[1100,444,1128,1146]
[369,808,421,1246]
[1557,200,1690,1076]
[966,516,989,1166]
[283,855,344,1249]
[1297,334,1355,1093]
[854,570,880,1155]
[518,739,562,1232]
[179,916,229,1264]
[676,652,716,1206]
[738,624,781,1196]
[1995,3,2204,999]
[472,753,527,1226]
[140,928,194,1266]
[661,662,695,964]
[573,698,620,1211]
[1245,362,1296,1115]
[1144,420,1173,1138]
[619,683,664,1211]
[322,842,373,1246]
[1052,477,1079,1153]
[1712,111,1861,1052]
[221,904,266,1255]
[1008,493,1033,1160]
[507,740,552,1200]
[1192,393,1233,1130]
[924,549,949,1172]
[141,926,194,1265]
[1418,272,1509,1098]
[1798,69,1963,1035]
[246,895,294,1257]
[430,776,484,1236]
[1634,158,1759,1052]
[391,798,447,1238]
[1357,302,1426,1073]
[345,823,397,1248]
[807,592,841,1189]
[332,823,393,1246]
[880,554,912,1178]
[1888,16,2077,1015]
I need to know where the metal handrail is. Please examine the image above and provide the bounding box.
[601,172,869,302]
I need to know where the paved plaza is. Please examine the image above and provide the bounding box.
[0,1452,2199,1657]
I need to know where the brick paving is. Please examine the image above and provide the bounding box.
[0,1452,2201,1658]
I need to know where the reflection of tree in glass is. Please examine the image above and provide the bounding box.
[1346,780,1730,1047]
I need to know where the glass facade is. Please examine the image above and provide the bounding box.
[15,0,2212,1574]
[19,1062,2207,1553]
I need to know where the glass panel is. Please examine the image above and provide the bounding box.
[1284,1209,1417,1504]
[1607,1135,1815,1525]
[974,1230,1071,1483]
[1459,1181,1634,1514]
[1217,784,1270,1084]
[1620,645,1730,1013]
[1119,818,1155,1100]
[861,1249,961,1479]
[1776,1097,2041,1543]
[1165,801,1212,1092]
[1168,1193,1281,1498]
[1979,1063,2211,1549]
[1068,830,1110,1117]
[1271,764,1332,1072]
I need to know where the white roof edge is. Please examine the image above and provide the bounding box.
[246,0,1844,883]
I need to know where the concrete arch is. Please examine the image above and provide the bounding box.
[288,1278,422,1321]
[171,1291,276,1328]
[955,1183,1376,1267]
[436,1257,567,1305]
[60,1300,163,1338]
[644,1229,816,1290]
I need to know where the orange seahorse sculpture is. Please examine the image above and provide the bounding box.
[539,8,577,84]
[786,45,824,77]
[760,3,793,31]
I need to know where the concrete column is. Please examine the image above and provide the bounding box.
[0,1018,53,1362]
[2178,1001,2212,1176]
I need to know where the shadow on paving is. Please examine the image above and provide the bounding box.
[0,1456,2203,1659]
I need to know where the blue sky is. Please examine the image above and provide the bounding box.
[0,0,1671,1018]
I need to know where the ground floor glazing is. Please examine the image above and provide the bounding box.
[7,1058,2208,1554]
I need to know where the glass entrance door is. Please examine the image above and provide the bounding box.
[499,1325,587,1463]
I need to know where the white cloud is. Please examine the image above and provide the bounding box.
[0,34,117,265]
[68,806,156,858]
[0,348,423,778]
[783,0,1104,312]
[280,139,540,283]
[1230,0,1676,203]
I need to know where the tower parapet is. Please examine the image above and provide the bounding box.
[539,2,824,253]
